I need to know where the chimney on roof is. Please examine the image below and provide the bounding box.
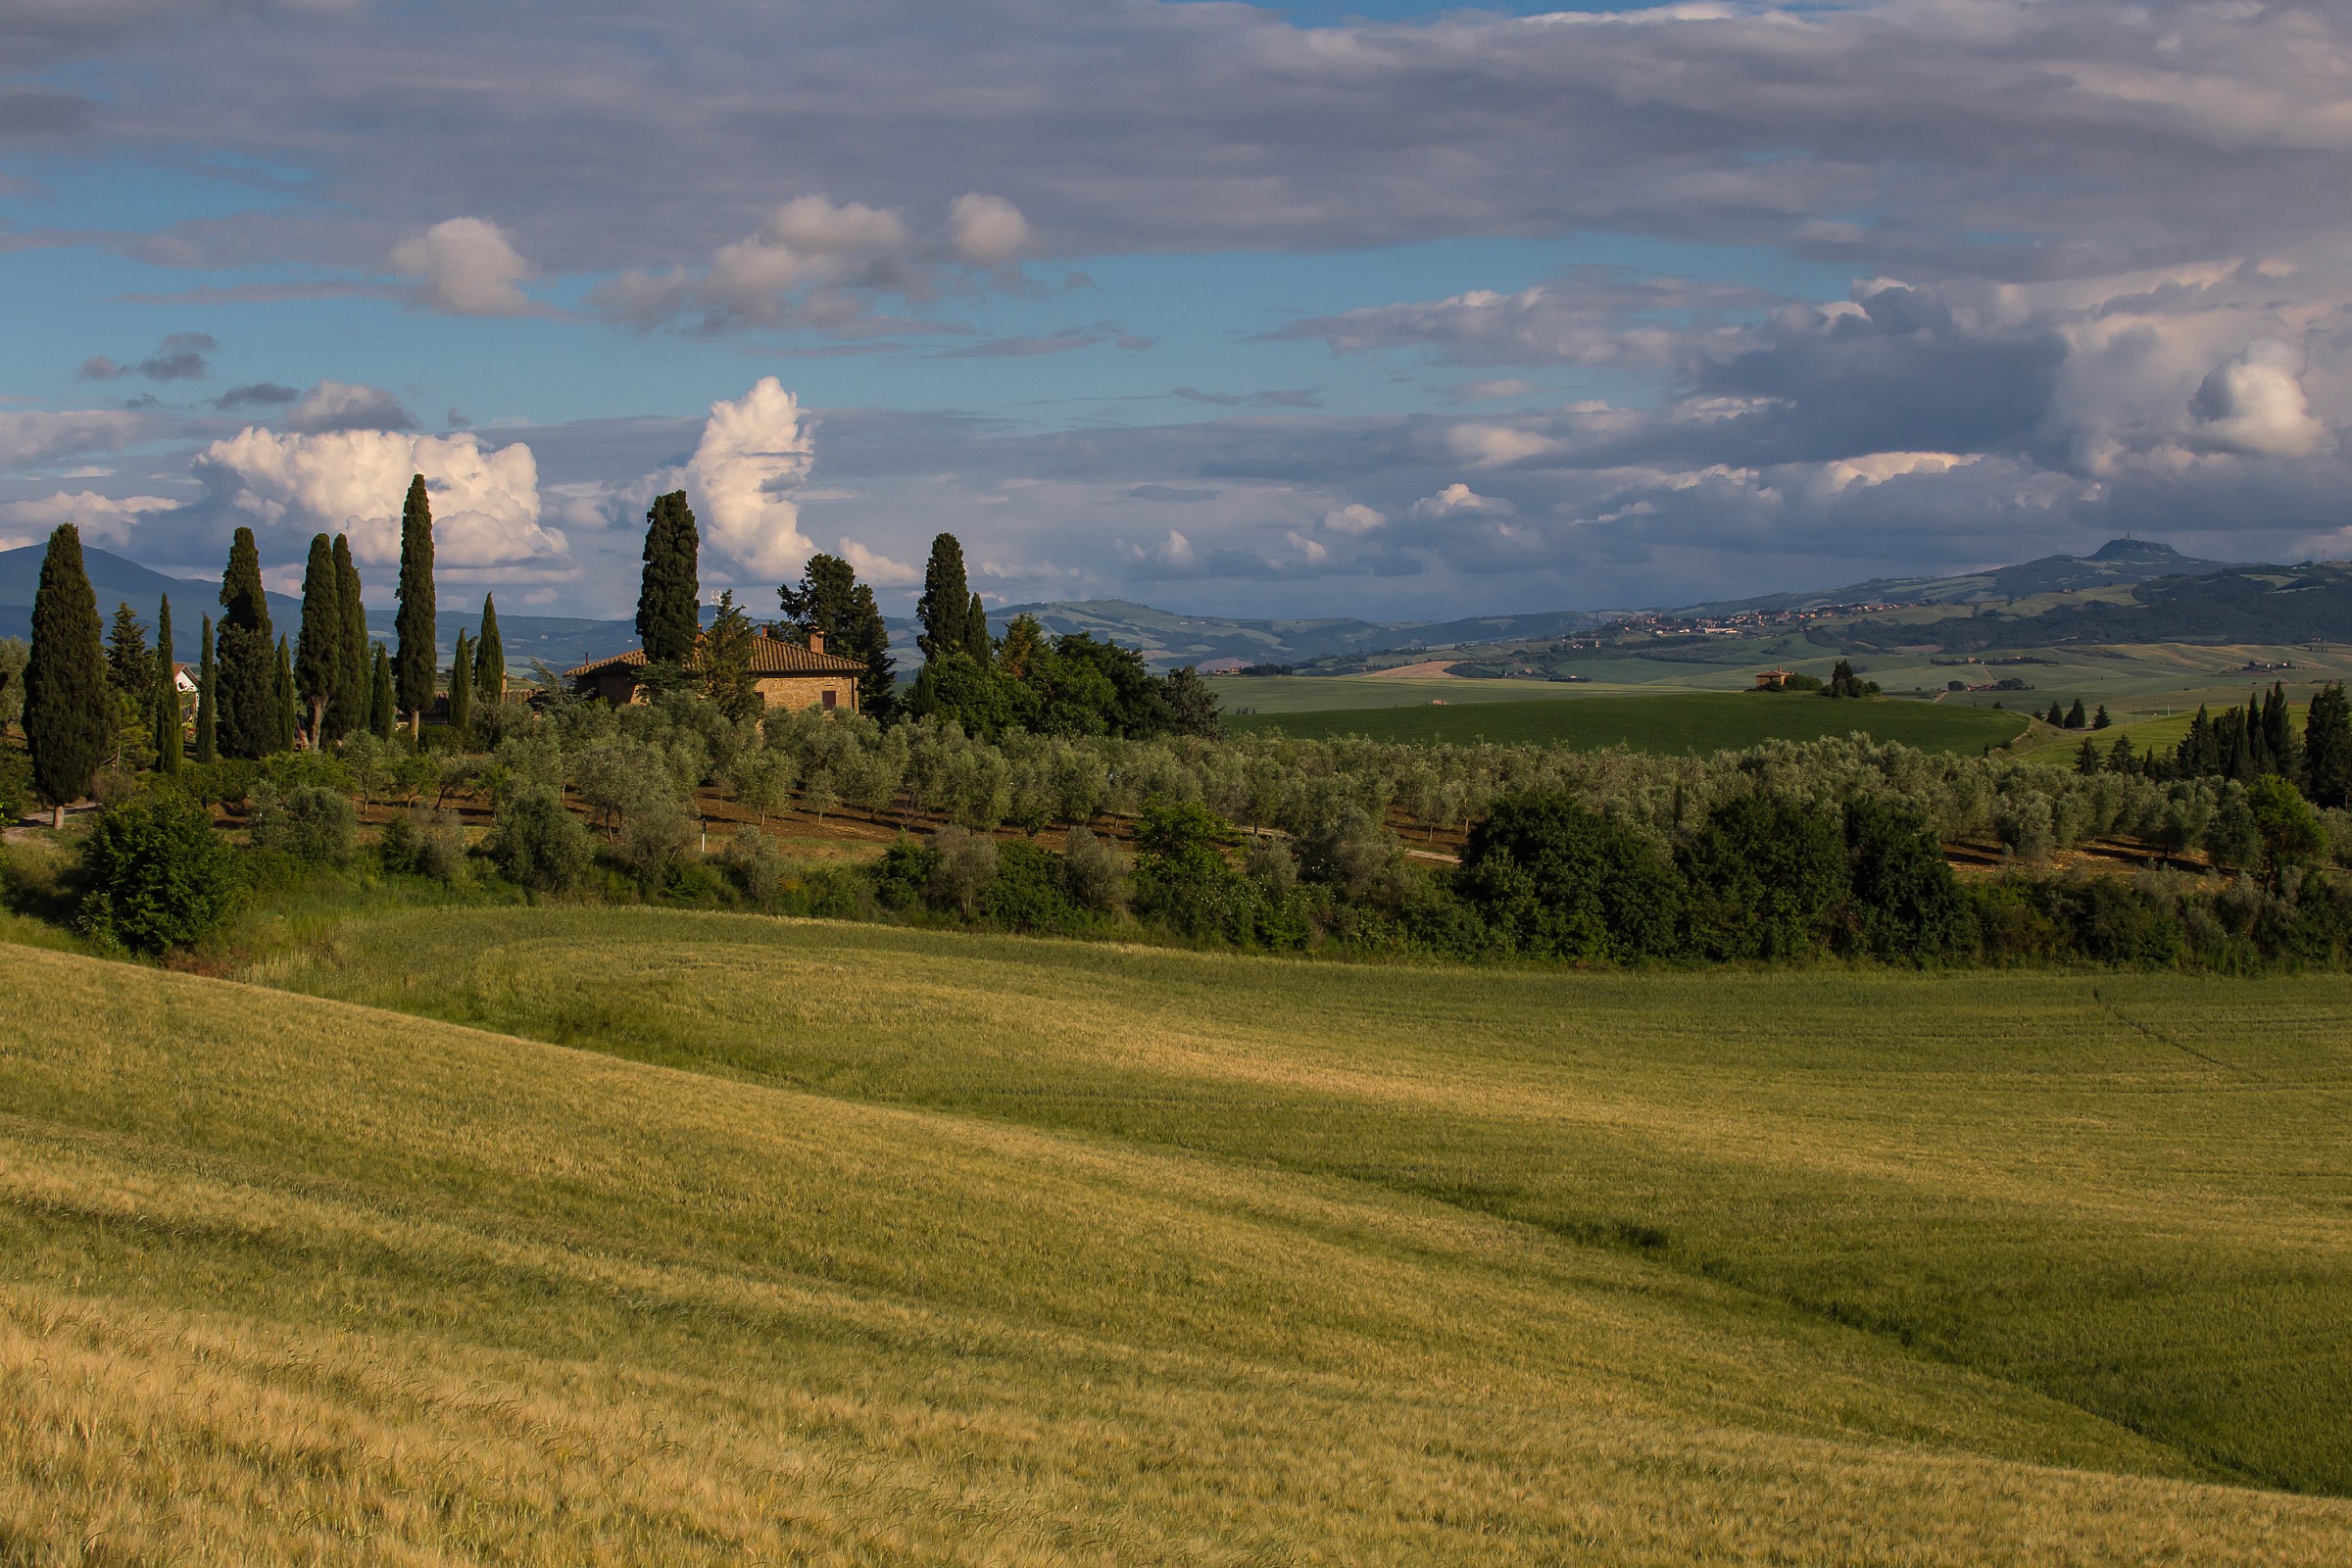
[808,629,825,656]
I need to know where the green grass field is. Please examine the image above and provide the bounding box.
[3,908,2345,1560]
[1230,688,2030,752]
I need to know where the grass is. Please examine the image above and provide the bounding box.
[5,913,2351,1560]
[1230,688,2030,752]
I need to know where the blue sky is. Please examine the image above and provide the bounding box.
[3,0,2347,619]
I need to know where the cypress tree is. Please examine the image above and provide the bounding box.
[216,525,275,759]
[369,643,396,740]
[23,523,111,823]
[473,593,504,707]
[635,490,701,665]
[294,533,343,745]
[2064,697,2086,730]
[448,628,473,738]
[273,636,298,754]
[2092,703,2111,730]
[2302,682,2352,808]
[106,601,153,702]
[914,533,968,662]
[333,534,368,737]
[963,591,992,664]
[153,596,181,775]
[195,615,219,764]
[395,473,437,733]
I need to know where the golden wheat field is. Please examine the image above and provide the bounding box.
[2,916,2350,1563]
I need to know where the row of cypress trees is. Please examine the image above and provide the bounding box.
[19,473,509,815]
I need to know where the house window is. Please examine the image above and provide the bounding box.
[821,688,837,711]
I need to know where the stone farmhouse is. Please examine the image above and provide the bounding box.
[566,630,866,713]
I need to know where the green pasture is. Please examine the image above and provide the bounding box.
[1229,688,2030,752]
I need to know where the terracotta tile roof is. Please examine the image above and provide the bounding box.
[565,633,864,680]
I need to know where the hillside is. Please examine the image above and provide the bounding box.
[1230,689,2029,751]
[1831,562,2352,654]
[1685,537,2236,616]
[4,921,2349,1559]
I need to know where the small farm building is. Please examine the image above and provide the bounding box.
[566,631,865,713]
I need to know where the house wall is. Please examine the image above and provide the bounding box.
[753,674,857,713]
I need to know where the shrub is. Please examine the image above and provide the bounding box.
[381,806,466,883]
[1062,824,1129,913]
[487,784,592,892]
[928,824,1000,917]
[1842,796,1965,958]
[719,824,786,906]
[78,791,238,953]
[1457,792,1680,961]
[1679,793,1848,959]
[870,839,940,911]
[1132,801,1259,942]
[979,839,1083,933]
[245,780,358,866]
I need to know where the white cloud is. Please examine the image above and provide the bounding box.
[2188,340,2328,457]
[0,491,178,550]
[193,426,566,570]
[0,409,150,470]
[600,196,910,331]
[684,376,816,577]
[1445,423,1561,466]
[950,193,1030,267]
[389,217,535,317]
[838,536,918,586]
[1822,451,1974,489]
[1410,482,1516,520]
[1321,503,1388,534]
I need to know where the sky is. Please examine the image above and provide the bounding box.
[4,0,2351,621]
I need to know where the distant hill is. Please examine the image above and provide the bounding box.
[0,544,301,649]
[1831,560,2352,654]
[896,600,1603,670]
[1683,538,2238,616]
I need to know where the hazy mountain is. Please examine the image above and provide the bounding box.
[1681,539,2238,616]
[881,600,1603,669]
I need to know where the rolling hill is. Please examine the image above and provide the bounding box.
[4,926,2351,1560]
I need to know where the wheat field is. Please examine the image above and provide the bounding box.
[3,921,2349,1561]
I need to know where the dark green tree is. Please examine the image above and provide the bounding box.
[273,635,298,754]
[395,473,437,732]
[963,591,992,664]
[697,590,760,722]
[2075,736,2100,774]
[2260,681,2297,778]
[23,523,111,821]
[448,627,474,737]
[473,593,504,707]
[1824,660,1867,700]
[2092,704,2112,730]
[368,643,396,740]
[106,601,153,703]
[2065,697,2087,730]
[194,615,219,764]
[78,792,237,953]
[1455,791,1681,961]
[1161,666,1222,739]
[914,533,969,662]
[2105,732,2136,776]
[1678,793,1848,959]
[152,596,180,775]
[216,526,275,759]
[635,490,701,665]
[778,552,893,716]
[294,533,344,745]
[2302,682,2352,808]
[1841,797,1964,959]
[333,533,368,739]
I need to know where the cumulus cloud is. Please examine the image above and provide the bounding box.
[683,376,815,576]
[837,536,918,587]
[0,408,150,469]
[388,217,535,316]
[1411,483,1515,521]
[595,195,910,333]
[282,380,416,434]
[949,193,1030,268]
[2188,341,2328,458]
[1321,503,1387,534]
[192,426,566,571]
[0,490,177,549]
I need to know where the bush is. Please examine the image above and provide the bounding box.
[487,785,592,892]
[1843,797,1965,958]
[870,838,940,911]
[1679,793,1849,959]
[246,780,358,866]
[928,824,1000,917]
[720,824,786,906]
[1456,792,1680,961]
[1062,824,1129,913]
[1131,801,1260,942]
[979,839,1084,933]
[380,806,467,883]
[77,791,238,953]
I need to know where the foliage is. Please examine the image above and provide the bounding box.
[217,525,277,759]
[1456,792,1681,961]
[246,780,359,866]
[634,489,701,666]
[473,592,505,707]
[76,789,238,952]
[913,532,969,662]
[926,824,999,917]
[195,616,219,764]
[379,805,468,883]
[779,553,895,718]
[24,524,111,809]
[448,627,474,737]
[0,634,25,735]
[2303,682,2352,808]
[294,533,344,744]
[487,784,592,891]
[334,533,368,738]
[395,474,437,724]
[695,589,760,721]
